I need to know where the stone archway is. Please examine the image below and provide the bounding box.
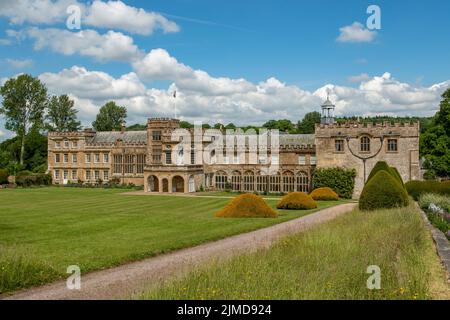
[148,175,159,192]
[172,176,184,193]
[162,178,169,192]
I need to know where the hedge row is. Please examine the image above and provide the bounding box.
[405,180,450,200]
[15,173,52,187]
[0,169,8,184]
[312,167,356,199]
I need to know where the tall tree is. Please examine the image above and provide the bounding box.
[0,74,48,165]
[92,101,127,131]
[420,88,450,178]
[46,94,81,132]
[297,111,321,134]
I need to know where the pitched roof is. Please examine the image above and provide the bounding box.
[88,131,147,144]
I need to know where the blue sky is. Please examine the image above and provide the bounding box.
[0,0,449,140]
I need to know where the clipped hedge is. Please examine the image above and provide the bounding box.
[310,187,339,201]
[0,169,8,184]
[359,171,409,211]
[277,192,317,210]
[389,167,404,187]
[15,173,52,187]
[366,161,390,183]
[405,180,450,200]
[312,167,356,199]
[215,194,277,218]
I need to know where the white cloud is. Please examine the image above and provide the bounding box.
[36,61,449,127]
[6,58,33,69]
[337,22,377,43]
[133,48,255,95]
[348,73,370,83]
[25,27,142,62]
[0,0,76,25]
[39,66,146,100]
[0,0,179,35]
[84,0,179,35]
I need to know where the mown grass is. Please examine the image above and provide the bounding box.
[0,187,340,294]
[141,203,450,300]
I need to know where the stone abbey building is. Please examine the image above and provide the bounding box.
[47,99,421,197]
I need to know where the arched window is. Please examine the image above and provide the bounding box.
[296,172,309,192]
[243,171,255,192]
[215,171,227,190]
[256,171,268,192]
[269,172,281,193]
[231,171,241,191]
[360,136,370,152]
[283,171,295,192]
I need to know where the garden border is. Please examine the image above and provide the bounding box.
[420,209,450,282]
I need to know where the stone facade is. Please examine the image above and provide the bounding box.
[47,102,420,197]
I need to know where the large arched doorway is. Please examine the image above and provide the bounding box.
[162,178,169,192]
[148,175,159,192]
[172,176,184,193]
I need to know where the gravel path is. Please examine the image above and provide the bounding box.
[3,203,356,300]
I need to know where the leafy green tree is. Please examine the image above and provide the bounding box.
[92,101,127,131]
[46,95,81,132]
[297,111,321,134]
[127,123,147,131]
[225,123,236,130]
[262,119,295,133]
[179,121,193,129]
[420,88,450,177]
[0,74,48,165]
[213,123,224,129]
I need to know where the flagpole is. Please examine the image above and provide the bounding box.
[173,89,177,119]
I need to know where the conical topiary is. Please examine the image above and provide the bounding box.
[389,167,404,187]
[215,194,278,218]
[310,187,339,201]
[359,170,409,211]
[366,161,390,183]
[277,192,317,210]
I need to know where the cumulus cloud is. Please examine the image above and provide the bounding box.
[348,73,370,83]
[36,60,449,128]
[0,0,179,35]
[6,58,33,69]
[337,22,377,43]
[25,27,142,62]
[84,0,179,35]
[133,48,255,95]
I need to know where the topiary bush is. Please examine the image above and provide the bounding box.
[215,194,277,218]
[366,161,390,183]
[277,192,317,210]
[312,167,356,199]
[310,187,339,201]
[359,171,409,211]
[0,169,8,184]
[405,180,450,200]
[389,167,404,187]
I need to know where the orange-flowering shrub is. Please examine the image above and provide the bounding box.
[215,194,278,218]
[310,187,339,201]
[277,192,317,210]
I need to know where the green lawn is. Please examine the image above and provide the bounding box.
[0,187,340,293]
[141,203,450,300]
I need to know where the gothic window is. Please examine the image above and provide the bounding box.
[283,171,295,192]
[231,171,241,191]
[269,173,281,193]
[152,131,161,141]
[296,172,309,192]
[243,171,255,192]
[215,171,227,190]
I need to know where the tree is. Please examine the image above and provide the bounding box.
[297,111,321,134]
[0,74,48,165]
[127,123,146,131]
[180,121,193,129]
[92,101,127,131]
[46,94,81,132]
[262,119,295,133]
[420,88,450,177]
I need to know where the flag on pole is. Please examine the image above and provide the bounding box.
[173,90,177,98]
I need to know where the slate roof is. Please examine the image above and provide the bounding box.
[88,131,147,144]
[280,134,315,146]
